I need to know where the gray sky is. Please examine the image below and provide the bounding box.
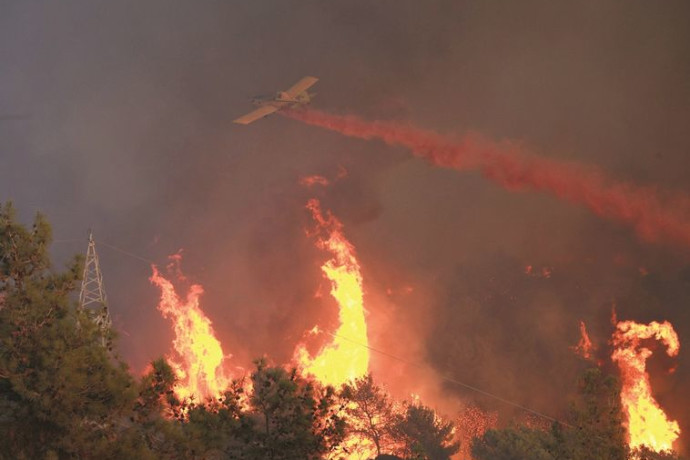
[2,0,689,446]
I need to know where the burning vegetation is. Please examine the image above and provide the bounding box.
[3,93,689,457]
[295,198,370,387]
[6,1,690,458]
[1,111,687,458]
[150,258,231,402]
[612,320,681,453]
[0,176,687,458]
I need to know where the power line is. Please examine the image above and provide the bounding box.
[95,240,157,265]
[323,330,566,426]
[54,237,571,427]
[53,237,157,265]
[49,234,632,455]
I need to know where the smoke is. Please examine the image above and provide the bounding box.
[3,0,690,451]
[283,107,690,446]
[284,108,690,250]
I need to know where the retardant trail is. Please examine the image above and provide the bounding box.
[283,108,690,249]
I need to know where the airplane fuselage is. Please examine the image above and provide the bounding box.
[252,91,313,108]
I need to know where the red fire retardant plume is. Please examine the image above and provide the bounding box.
[283,108,690,249]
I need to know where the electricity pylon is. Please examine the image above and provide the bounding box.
[79,230,112,346]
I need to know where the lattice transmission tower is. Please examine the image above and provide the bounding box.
[79,230,112,346]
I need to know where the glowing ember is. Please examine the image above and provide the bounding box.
[295,198,369,386]
[525,265,554,279]
[572,320,595,360]
[150,257,230,402]
[611,320,680,452]
[457,404,498,460]
[299,174,331,187]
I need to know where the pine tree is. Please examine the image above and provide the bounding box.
[393,402,460,460]
[471,368,630,460]
[0,203,150,459]
[244,358,345,460]
[340,374,397,457]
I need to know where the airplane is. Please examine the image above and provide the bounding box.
[233,76,318,125]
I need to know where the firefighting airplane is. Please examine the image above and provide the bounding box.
[233,76,318,125]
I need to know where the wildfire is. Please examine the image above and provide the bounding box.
[611,320,680,452]
[150,257,230,402]
[295,198,370,386]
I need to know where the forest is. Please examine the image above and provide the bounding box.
[0,203,684,460]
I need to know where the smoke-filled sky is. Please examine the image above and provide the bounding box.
[2,0,690,448]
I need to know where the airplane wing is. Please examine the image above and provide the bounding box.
[285,76,318,98]
[233,105,279,125]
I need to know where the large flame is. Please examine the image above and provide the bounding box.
[295,199,370,387]
[150,257,230,402]
[611,320,680,452]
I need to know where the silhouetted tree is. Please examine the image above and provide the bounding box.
[472,368,630,460]
[632,446,685,460]
[341,373,397,457]
[555,367,627,460]
[471,426,555,460]
[132,358,193,459]
[243,358,345,459]
[393,402,460,460]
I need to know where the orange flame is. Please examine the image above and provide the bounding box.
[150,258,230,402]
[611,320,680,452]
[572,320,595,360]
[295,199,369,386]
